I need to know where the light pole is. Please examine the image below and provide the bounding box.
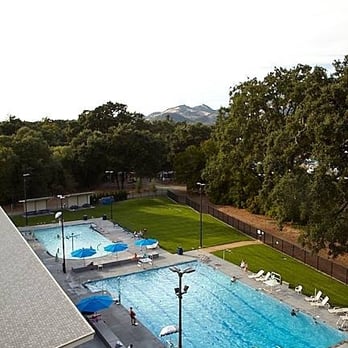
[23,173,30,226]
[105,170,114,220]
[55,195,66,273]
[169,266,195,348]
[257,229,264,242]
[197,182,205,248]
[117,277,121,304]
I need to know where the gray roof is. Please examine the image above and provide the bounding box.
[0,207,94,348]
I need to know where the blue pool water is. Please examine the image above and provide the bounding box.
[33,223,113,259]
[86,261,347,348]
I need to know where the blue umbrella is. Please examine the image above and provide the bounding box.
[71,247,96,265]
[134,238,158,247]
[71,247,97,258]
[104,243,128,259]
[104,242,128,253]
[76,294,113,313]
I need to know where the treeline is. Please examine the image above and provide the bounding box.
[0,56,347,256]
[0,102,212,204]
[204,56,348,256]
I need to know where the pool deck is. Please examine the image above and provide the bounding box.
[25,218,348,348]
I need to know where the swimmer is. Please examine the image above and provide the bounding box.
[231,276,237,283]
[291,308,298,316]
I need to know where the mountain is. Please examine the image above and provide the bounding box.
[146,104,218,125]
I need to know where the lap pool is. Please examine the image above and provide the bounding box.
[85,261,347,348]
[33,223,112,259]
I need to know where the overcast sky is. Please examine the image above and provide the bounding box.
[0,0,347,122]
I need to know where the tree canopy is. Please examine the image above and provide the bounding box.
[203,56,348,256]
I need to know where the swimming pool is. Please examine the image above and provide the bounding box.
[33,223,113,259]
[85,261,347,348]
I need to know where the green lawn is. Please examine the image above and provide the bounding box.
[114,197,251,252]
[214,244,348,307]
[11,196,348,306]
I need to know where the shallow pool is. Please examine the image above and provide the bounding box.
[33,223,113,259]
[86,261,347,348]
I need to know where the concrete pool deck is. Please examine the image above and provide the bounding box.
[25,218,348,348]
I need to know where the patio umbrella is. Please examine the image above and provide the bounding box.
[134,238,158,247]
[104,243,128,258]
[159,325,179,337]
[71,247,96,265]
[76,294,113,313]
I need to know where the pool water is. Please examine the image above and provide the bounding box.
[33,224,113,259]
[86,261,347,348]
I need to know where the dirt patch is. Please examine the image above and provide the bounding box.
[217,205,348,268]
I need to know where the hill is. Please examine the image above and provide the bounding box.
[146,104,218,125]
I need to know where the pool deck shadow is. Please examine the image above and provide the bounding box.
[26,218,348,348]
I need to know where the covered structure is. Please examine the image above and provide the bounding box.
[0,207,95,347]
[18,196,52,215]
[19,192,95,216]
[60,192,94,209]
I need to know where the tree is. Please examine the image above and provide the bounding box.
[0,115,25,136]
[298,57,348,255]
[106,125,166,188]
[0,140,18,203]
[69,130,108,188]
[12,127,53,197]
[77,101,145,133]
[174,145,206,190]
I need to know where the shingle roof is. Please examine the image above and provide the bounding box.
[0,207,94,348]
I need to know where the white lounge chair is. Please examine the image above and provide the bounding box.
[146,241,159,250]
[295,285,303,294]
[336,315,348,330]
[304,290,322,302]
[248,269,264,279]
[311,296,330,307]
[328,307,348,315]
[263,278,281,287]
[256,271,271,282]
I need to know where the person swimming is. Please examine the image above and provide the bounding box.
[291,308,298,316]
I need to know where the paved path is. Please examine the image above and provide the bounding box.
[201,240,261,252]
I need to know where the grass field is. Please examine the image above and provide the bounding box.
[114,197,251,252]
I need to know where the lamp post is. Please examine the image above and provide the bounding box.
[197,182,205,248]
[23,173,30,226]
[55,195,66,273]
[105,170,114,220]
[257,229,265,242]
[169,266,195,348]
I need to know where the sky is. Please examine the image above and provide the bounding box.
[0,0,347,122]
